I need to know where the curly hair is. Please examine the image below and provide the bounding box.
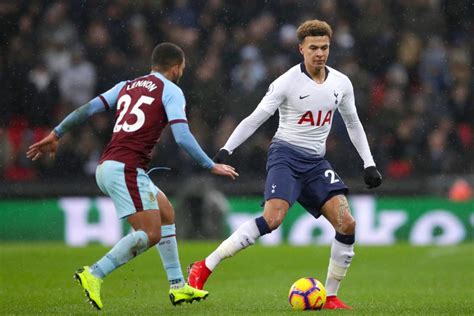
[296,19,333,42]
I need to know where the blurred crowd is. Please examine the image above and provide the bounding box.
[1,0,472,183]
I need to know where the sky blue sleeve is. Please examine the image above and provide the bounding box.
[170,123,215,169]
[53,101,105,137]
[161,81,213,168]
[162,83,187,122]
[53,81,126,137]
[92,81,127,110]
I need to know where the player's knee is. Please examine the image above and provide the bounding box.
[145,229,161,246]
[263,213,284,230]
[341,217,356,235]
[263,200,289,230]
[160,206,175,225]
[157,193,175,225]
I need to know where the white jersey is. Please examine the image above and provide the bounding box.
[258,64,355,156]
[223,63,375,168]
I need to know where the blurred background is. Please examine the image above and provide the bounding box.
[0,0,472,245]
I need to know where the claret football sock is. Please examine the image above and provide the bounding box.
[325,233,355,296]
[205,217,268,271]
[90,230,149,279]
[156,224,185,289]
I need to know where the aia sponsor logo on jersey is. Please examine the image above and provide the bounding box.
[297,110,332,126]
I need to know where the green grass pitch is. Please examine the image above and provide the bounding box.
[1,242,473,315]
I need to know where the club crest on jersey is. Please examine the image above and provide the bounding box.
[334,91,339,104]
[298,110,332,126]
[149,192,156,202]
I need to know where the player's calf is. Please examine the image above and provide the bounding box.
[188,216,273,290]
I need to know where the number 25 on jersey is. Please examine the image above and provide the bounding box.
[113,95,154,133]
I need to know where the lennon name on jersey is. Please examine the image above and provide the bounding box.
[126,80,158,92]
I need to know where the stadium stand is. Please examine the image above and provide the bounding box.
[1,0,472,196]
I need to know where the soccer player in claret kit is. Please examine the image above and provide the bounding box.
[187,19,382,310]
[27,43,238,310]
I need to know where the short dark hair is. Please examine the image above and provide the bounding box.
[151,42,184,69]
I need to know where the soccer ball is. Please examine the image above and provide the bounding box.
[288,277,326,310]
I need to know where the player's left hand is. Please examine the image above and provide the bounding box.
[210,163,239,180]
[364,166,382,189]
[26,131,59,161]
[213,149,230,163]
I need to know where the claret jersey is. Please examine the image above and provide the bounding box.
[95,72,188,169]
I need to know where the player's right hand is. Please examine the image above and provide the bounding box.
[211,163,239,180]
[213,149,230,163]
[26,131,59,161]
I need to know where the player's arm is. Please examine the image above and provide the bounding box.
[339,78,382,188]
[214,81,283,163]
[26,82,125,161]
[164,86,238,179]
[52,100,106,137]
[170,122,214,169]
[170,122,238,179]
[213,107,272,162]
[54,81,125,137]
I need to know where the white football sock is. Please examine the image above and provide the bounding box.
[325,239,355,296]
[205,219,260,271]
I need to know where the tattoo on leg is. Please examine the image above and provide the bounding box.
[336,196,349,232]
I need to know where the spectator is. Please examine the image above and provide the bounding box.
[25,62,59,127]
[58,48,97,108]
[1,0,472,182]
[231,45,267,93]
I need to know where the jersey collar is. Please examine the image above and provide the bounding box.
[300,63,329,82]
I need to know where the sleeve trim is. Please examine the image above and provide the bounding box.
[169,119,188,125]
[99,95,110,111]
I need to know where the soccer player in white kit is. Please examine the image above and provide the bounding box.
[188,19,382,309]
